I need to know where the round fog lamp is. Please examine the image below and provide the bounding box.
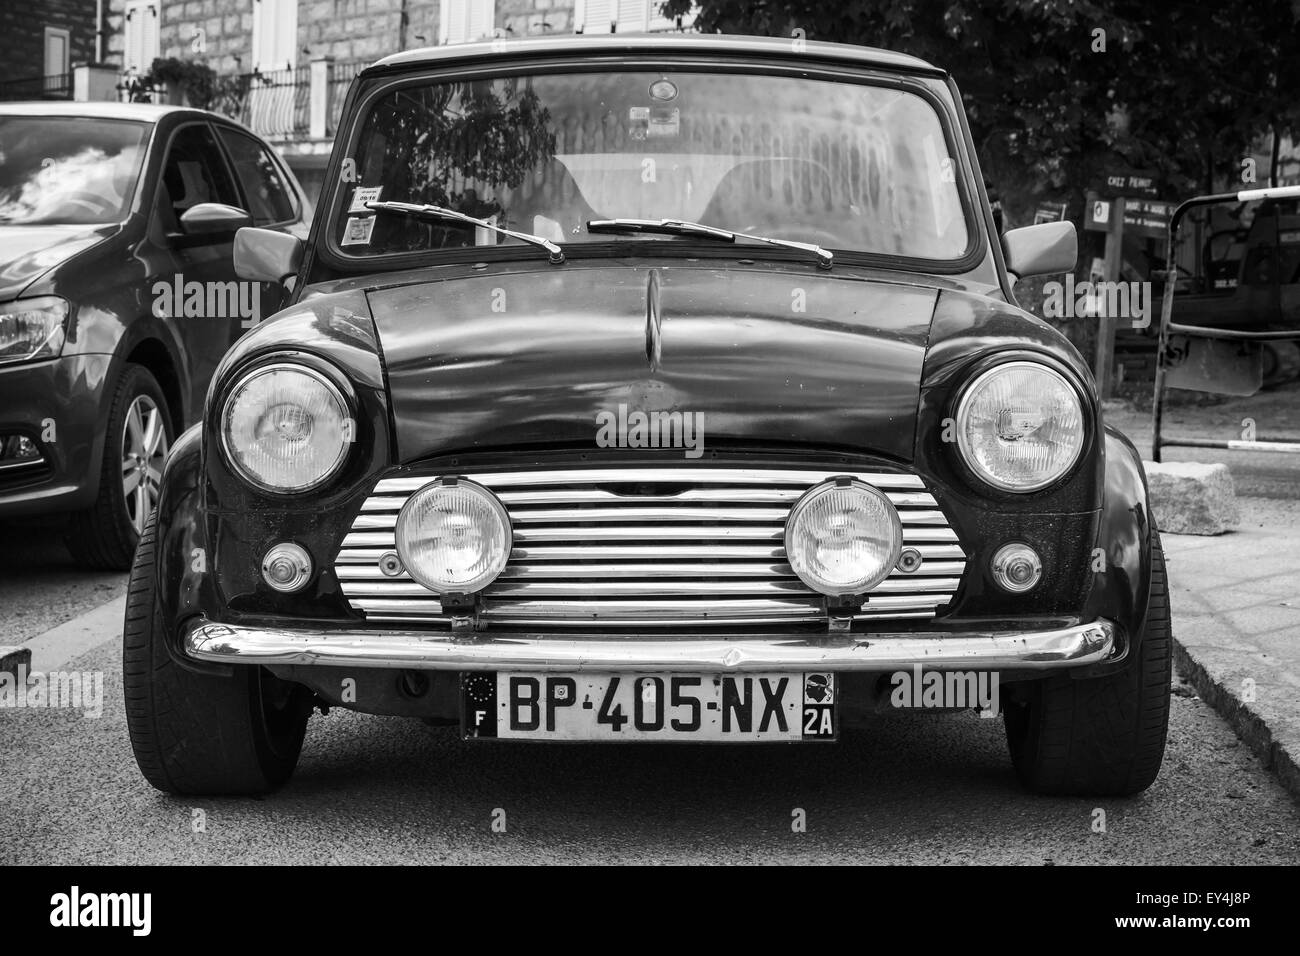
[784,479,902,595]
[991,543,1042,593]
[262,542,313,592]
[396,478,512,594]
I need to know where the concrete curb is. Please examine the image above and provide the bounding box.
[1172,638,1300,803]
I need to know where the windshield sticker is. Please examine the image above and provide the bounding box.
[648,107,680,138]
[347,185,383,213]
[628,106,650,140]
[341,215,376,246]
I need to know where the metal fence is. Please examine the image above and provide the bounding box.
[115,60,366,141]
[0,73,72,101]
[328,60,365,136]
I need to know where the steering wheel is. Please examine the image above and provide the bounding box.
[62,191,116,217]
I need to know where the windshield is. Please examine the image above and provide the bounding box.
[334,70,971,261]
[0,116,148,225]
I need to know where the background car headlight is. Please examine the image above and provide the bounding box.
[955,361,1085,492]
[0,296,69,365]
[396,478,512,594]
[785,479,902,595]
[220,362,351,493]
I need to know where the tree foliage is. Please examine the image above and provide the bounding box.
[664,0,1300,199]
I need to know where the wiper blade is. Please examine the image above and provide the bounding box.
[586,217,832,269]
[365,200,564,264]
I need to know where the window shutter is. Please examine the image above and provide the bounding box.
[615,0,648,33]
[468,0,496,41]
[578,0,614,33]
[123,1,159,74]
[141,3,159,71]
[442,0,469,44]
[253,0,297,70]
[275,0,298,68]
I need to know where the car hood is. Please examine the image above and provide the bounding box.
[365,263,938,463]
[0,223,112,300]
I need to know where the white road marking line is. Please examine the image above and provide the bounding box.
[21,595,126,673]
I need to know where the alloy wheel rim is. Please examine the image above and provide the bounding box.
[121,395,168,535]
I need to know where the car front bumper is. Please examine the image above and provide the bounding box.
[182,617,1118,673]
[0,353,112,517]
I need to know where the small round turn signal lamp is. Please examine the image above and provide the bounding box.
[262,542,313,592]
[991,542,1042,593]
[896,547,923,573]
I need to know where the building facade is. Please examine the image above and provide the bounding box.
[0,0,98,99]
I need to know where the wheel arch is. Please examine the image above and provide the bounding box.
[1078,424,1156,677]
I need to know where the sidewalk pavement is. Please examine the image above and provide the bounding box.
[1164,514,1300,800]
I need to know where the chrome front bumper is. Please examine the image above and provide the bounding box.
[182,619,1117,672]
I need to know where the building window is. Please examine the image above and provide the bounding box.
[440,0,497,45]
[252,0,299,71]
[574,1,695,34]
[43,27,70,91]
[123,0,160,76]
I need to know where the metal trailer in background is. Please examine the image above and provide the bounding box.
[1152,184,1300,461]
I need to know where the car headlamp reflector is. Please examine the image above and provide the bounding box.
[395,478,512,594]
[955,361,1085,492]
[0,296,68,365]
[221,362,351,493]
[784,479,902,595]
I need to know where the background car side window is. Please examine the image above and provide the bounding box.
[157,124,240,233]
[216,127,297,226]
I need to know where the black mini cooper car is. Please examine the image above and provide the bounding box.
[125,35,1170,797]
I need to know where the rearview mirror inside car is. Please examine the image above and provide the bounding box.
[1002,221,1078,278]
[234,227,304,285]
[179,202,253,237]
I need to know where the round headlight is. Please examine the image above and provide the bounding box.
[784,479,902,595]
[395,478,512,594]
[955,361,1085,492]
[221,362,352,494]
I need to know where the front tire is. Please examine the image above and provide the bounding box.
[67,363,173,570]
[1003,527,1172,796]
[123,514,312,795]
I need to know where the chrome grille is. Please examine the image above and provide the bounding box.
[335,467,966,627]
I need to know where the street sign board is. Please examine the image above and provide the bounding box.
[1122,198,1175,239]
[1098,170,1160,198]
[1084,198,1113,231]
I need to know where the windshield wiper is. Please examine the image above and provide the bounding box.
[365,200,564,264]
[586,217,832,270]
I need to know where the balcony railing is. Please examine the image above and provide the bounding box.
[328,60,364,136]
[0,72,72,101]
[121,59,366,141]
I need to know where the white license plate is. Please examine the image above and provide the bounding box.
[462,672,836,741]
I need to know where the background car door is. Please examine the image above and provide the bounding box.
[214,125,308,317]
[149,121,249,420]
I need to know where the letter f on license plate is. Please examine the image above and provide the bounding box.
[462,672,836,741]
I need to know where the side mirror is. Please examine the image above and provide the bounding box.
[234,227,303,284]
[179,202,252,237]
[1002,221,1077,278]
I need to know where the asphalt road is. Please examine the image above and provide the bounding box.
[1,632,1298,865]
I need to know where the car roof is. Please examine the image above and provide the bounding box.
[0,101,209,123]
[367,32,945,77]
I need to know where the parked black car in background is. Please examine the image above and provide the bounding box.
[0,102,311,568]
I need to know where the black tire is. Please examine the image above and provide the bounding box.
[1003,527,1172,796]
[123,514,312,795]
[1262,341,1300,389]
[67,363,174,570]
